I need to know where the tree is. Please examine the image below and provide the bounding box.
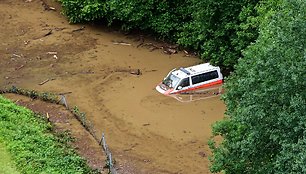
[59,0,259,70]
[209,0,306,173]
[177,0,259,69]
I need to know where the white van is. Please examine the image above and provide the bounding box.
[156,63,223,95]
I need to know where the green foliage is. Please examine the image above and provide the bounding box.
[209,0,306,173]
[0,143,19,174]
[59,0,107,23]
[58,0,260,69]
[178,0,259,68]
[106,0,192,40]
[0,95,98,174]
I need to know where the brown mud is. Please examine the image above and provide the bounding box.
[0,0,225,173]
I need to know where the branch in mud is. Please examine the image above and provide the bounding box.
[38,78,55,85]
[112,40,131,46]
[41,0,56,11]
[43,30,53,37]
[72,26,85,32]
[137,42,178,55]
[15,65,24,71]
[115,68,141,75]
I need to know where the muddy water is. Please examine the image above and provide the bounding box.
[0,1,225,173]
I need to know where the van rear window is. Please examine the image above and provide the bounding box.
[191,70,219,85]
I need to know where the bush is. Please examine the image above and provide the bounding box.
[58,0,260,70]
[209,0,306,173]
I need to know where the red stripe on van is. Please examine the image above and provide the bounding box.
[171,79,223,94]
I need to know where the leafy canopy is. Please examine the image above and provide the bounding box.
[209,0,306,173]
[59,0,260,70]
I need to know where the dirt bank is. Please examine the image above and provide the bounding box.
[0,0,225,173]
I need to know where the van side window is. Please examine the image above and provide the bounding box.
[177,78,190,89]
[191,70,219,85]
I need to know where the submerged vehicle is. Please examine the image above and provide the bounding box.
[171,84,223,102]
[156,63,223,95]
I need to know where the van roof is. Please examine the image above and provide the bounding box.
[172,63,219,79]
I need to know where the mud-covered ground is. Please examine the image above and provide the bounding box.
[0,0,225,173]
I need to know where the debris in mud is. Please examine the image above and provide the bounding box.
[47,51,57,55]
[72,26,85,32]
[15,65,24,71]
[41,0,56,11]
[12,54,22,58]
[24,40,30,45]
[54,27,66,31]
[38,78,55,85]
[115,68,142,75]
[142,123,150,126]
[137,42,178,55]
[143,159,151,163]
[198,151,206,158]
[80,70,95,74]
[112,40,131,46]
[129,69,141,75]
[43,29,52,37]
[163,48,177,55]
[144,69,157,73]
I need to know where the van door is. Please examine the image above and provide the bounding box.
[176,77,190,91]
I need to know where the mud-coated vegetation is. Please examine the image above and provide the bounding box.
[59,0,259,70]
[0,95,98,174]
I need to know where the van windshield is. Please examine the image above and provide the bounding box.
[163,73,181,88]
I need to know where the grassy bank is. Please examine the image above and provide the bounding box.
[0,95,98,174]
[0,143,19,174]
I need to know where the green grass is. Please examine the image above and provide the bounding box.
[0,95,98,174]
[0,143,19,174]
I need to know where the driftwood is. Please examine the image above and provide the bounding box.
[72,26,85,32]
[129,69,141,75]
[39,79,50,85]
[41,0,56,11]
[15,65,24,70]
[12,54,22,58]
[163,48,177,55]
[112,40,131,46]
[43,30,52,37]
[38,78,55,85]
[115,68,141,75]
[137,42,178,54]
[47,51,57,55]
